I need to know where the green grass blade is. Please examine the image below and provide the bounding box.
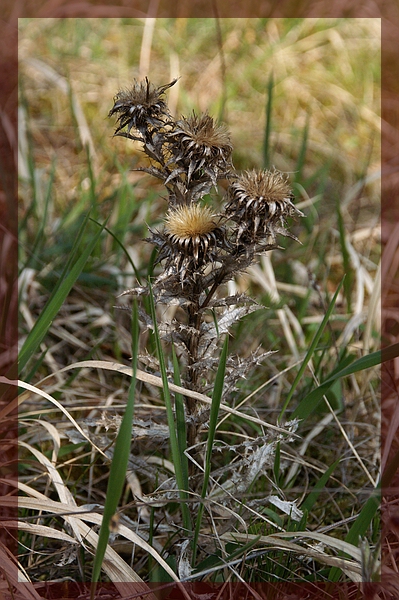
[325,351,357,381]
[192,336,228,564]
[91,299,139,584]
[291,345,385,421]
[344,485,380,546]
[300,460,340,515]
[328,484,380,581]
[148,282,192,534]
[89,218,142,284]
[22,158,56,274]
[323,350,382,382]
[278,278,344,422]
[290,383,337,422]
[19,213,108,373]
[381,342,399,362]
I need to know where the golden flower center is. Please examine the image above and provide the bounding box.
[165,205,217,239]
[236,170,292,203]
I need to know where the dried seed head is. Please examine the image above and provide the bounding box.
[108,77,177,136]
[168,113,233,182]
[165,204,217,239]
[225,169,303,244]
[154,204,227,279]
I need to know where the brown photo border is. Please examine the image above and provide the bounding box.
[1,1,397,598]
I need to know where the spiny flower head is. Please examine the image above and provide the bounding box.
[225,168,303,244]
[165,204,217,240]
[153,204,227,280]
[168,113,233,184]
[108,77,177,137]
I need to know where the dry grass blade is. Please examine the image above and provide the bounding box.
[139,17,156,79]
[29,419,61,463]
[220,532,363,582]
[16,379,107,457]
[2,521,77,544]
[0,544,42,599]
[53,360,298,436]
[4,485,180,590]
[16,437,154,586]
[249,257,304,358]
[363,258,381,354]
[18,440,83,542]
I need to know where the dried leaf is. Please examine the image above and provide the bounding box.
[202,304,264,338]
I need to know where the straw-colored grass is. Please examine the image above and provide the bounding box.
[14,17,382,593]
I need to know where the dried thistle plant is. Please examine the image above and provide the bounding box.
[109,78,303,477]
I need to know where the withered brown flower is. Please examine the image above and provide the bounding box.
[110,79,306,477]
[225,168,303,245]
[167,113,233,184]
[153,204,227,279]
[108,77,177,137]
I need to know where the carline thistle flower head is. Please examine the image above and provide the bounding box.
[154,204,227,280]
[168,113,233,183]
[108,77,178,137]
[225,168,304,245]
[108,78,303,288]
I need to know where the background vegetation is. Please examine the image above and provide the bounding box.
[16,17,381,591]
